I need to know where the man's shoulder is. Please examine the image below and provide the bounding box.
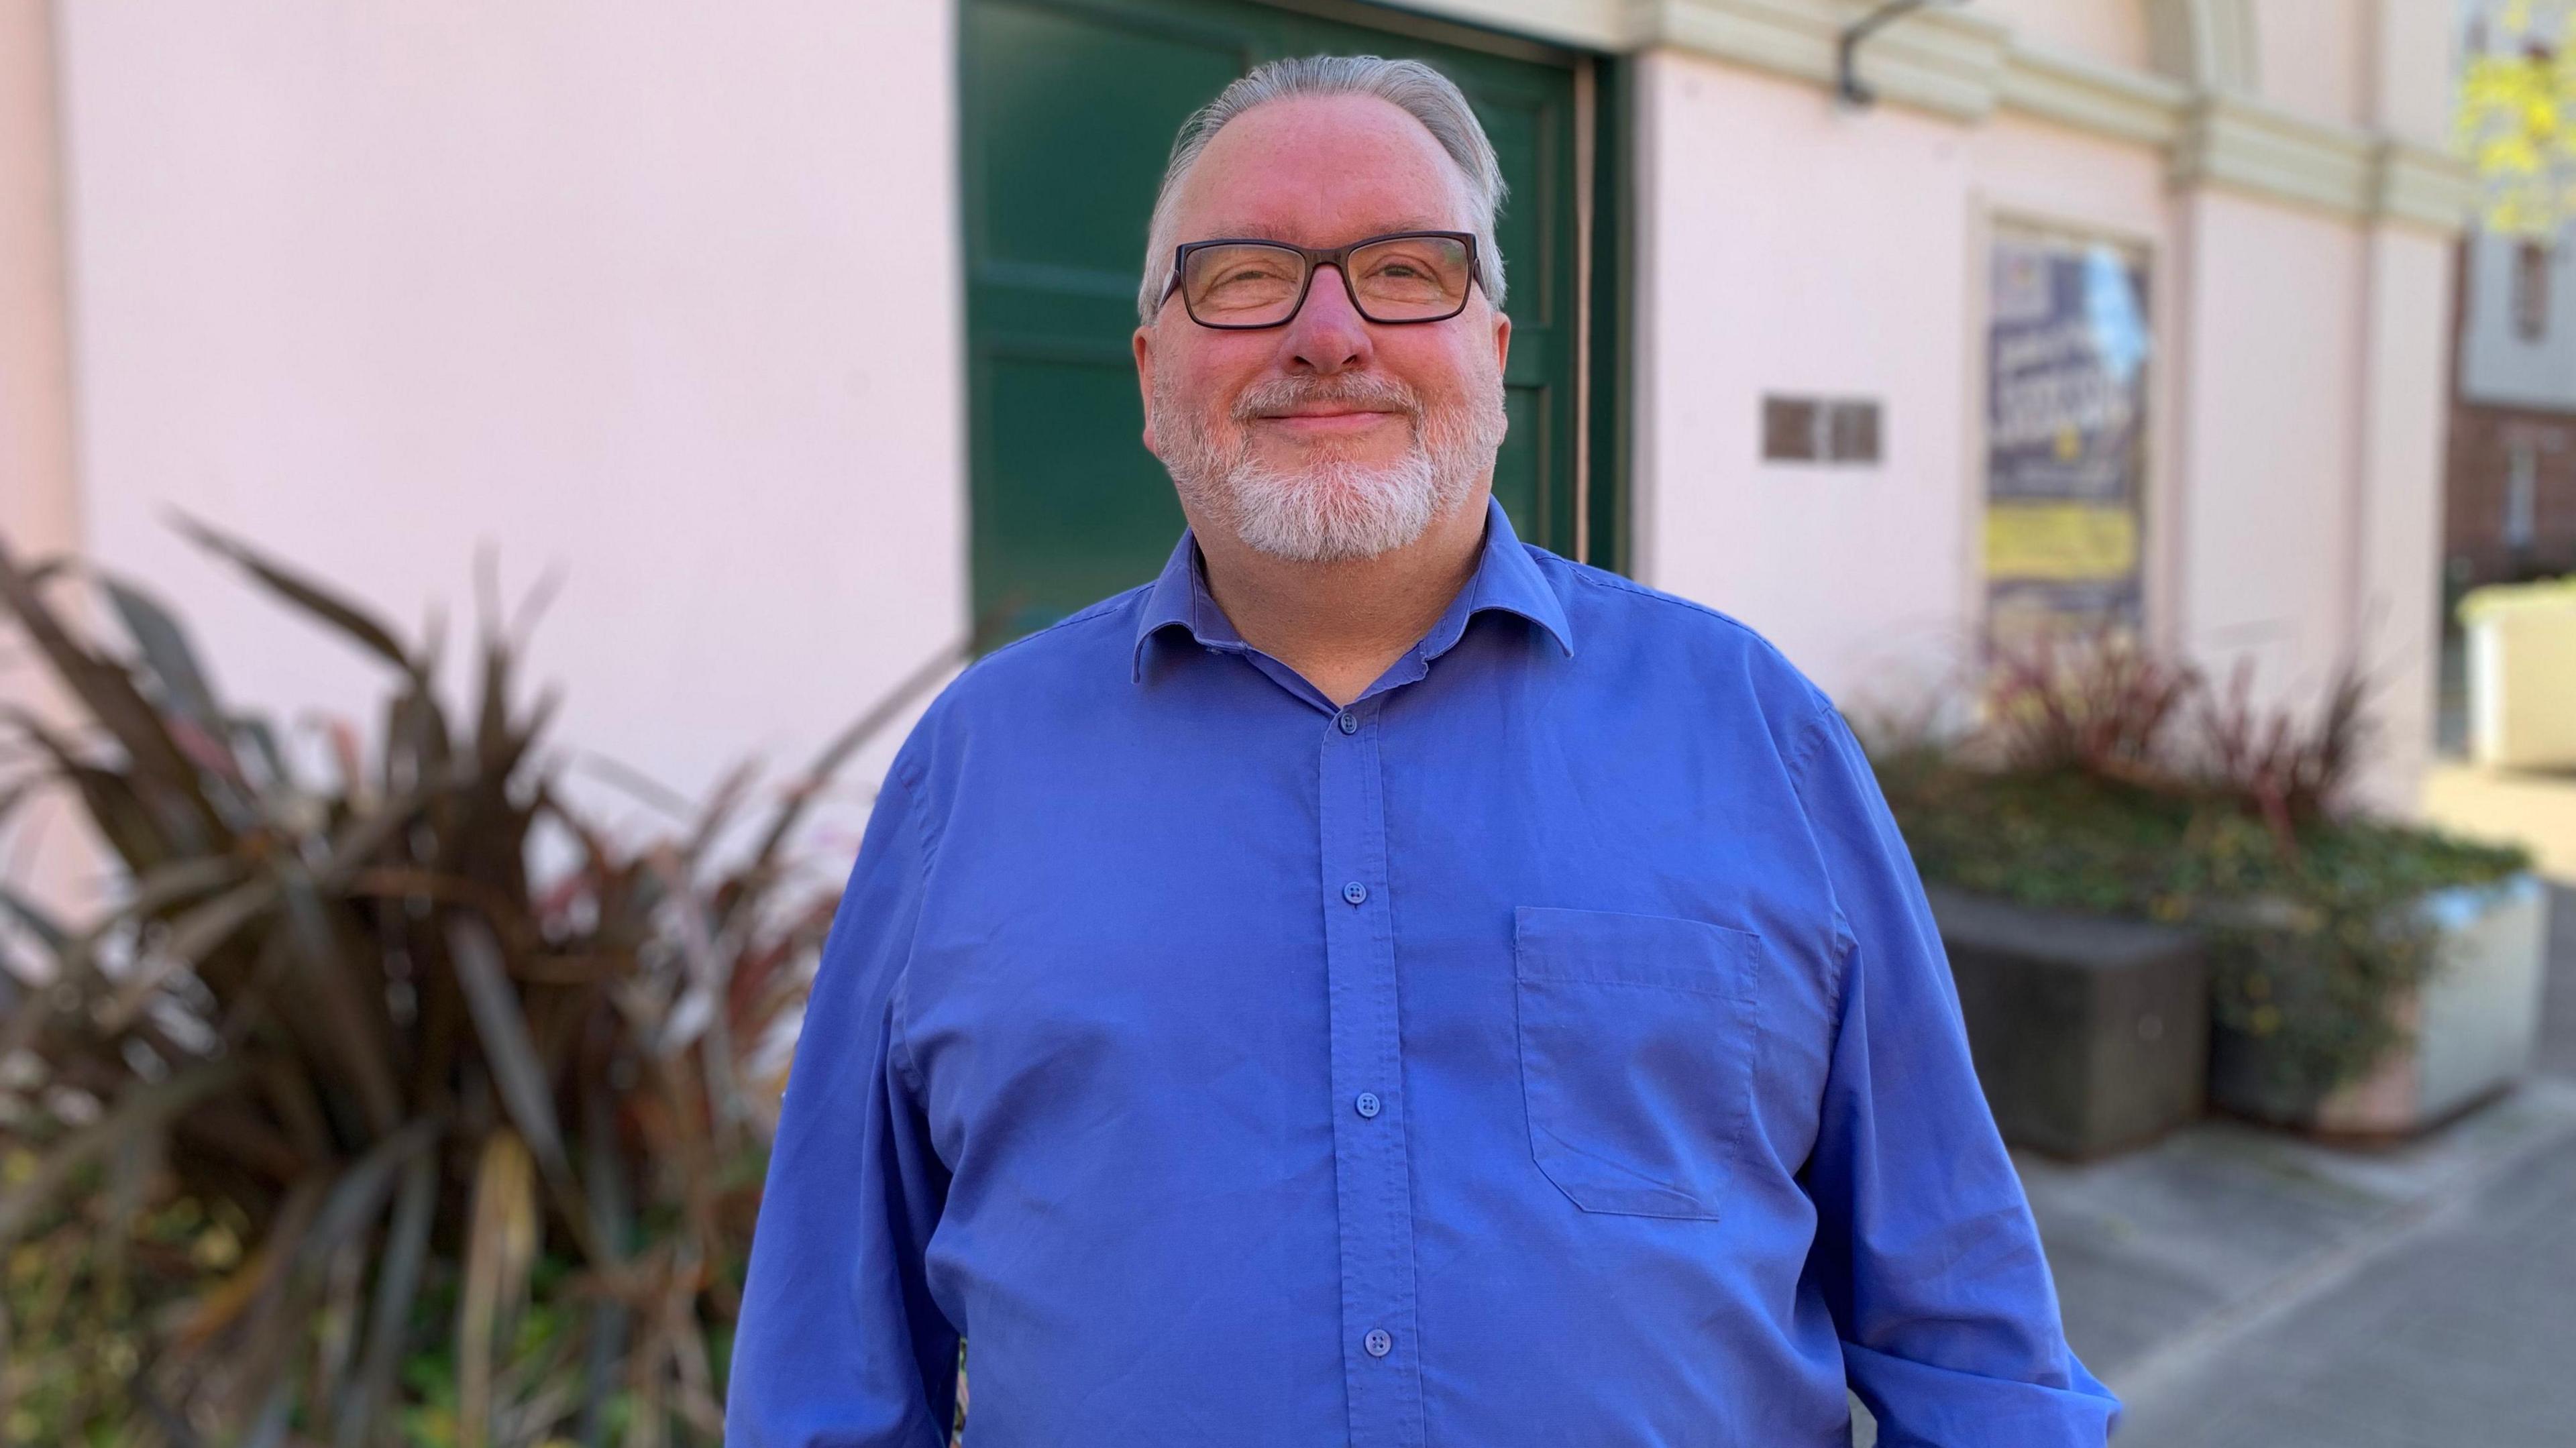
[1529,547,1835,720]
[894,583,1153,760]
[963,584,1155,686]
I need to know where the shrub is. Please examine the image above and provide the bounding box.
[0,526,964,1446]
[1980,626,2202,787]
[1875,633,2528,1102]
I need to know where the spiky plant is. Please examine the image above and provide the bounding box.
[0,525,965,1447]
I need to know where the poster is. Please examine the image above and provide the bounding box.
[1984,231,2150,654]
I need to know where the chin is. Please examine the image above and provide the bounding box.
[1260,437,1407,472]
[1221,452,1448,564]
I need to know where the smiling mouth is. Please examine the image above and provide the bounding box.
[1256,409,1401,431]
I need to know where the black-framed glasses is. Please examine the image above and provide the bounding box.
[1159,230,1481,329]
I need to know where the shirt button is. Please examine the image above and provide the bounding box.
[1364,1328,1392,1357]
[1336,710,1359,734]
[1355,1091,1381,1119]
[1342,881,1368,905]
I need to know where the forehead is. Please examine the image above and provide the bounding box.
[1173,93,1469,245]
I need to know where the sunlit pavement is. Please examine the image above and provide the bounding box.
[2030,885,2576,1447]
[2422,763,2576,889]
[1850,753,2576,1445]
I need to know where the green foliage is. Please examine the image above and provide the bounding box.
[1874,634,2530,1105]
[0,527,971,1446]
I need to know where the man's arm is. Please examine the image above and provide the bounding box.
[1790,703,2120,1447]
[729,756,961,1448]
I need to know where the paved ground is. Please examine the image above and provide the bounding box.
[2106,1134,2576,1445]
[1851,886,2576,1446]
[2422,763,2576,886]
[1866,685,2576,1445]
[2053,885,2576,1446]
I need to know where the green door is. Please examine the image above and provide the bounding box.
[960,0,1613,634]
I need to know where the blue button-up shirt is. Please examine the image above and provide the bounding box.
[730,498,2117,1447]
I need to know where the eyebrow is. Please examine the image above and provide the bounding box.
[1183,219,1455,244]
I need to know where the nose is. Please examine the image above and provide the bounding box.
[1281,264,1374,376]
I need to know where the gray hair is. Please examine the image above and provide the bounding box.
[1135,54,1509,327]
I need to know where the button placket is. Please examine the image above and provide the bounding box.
[1317,704,1424,1445]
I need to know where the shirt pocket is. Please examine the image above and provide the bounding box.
[1511,905,1762,1221]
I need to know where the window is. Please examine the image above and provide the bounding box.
[2513,241,2552,343]
[2506,439,2538,551]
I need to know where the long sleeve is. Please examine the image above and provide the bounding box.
[728,754,961,1448]
[1789,704,2121,1447]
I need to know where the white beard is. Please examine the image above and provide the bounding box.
[1220,447,1448,563]
[1152,366,1505,564]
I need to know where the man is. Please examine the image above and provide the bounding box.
[730,55,2117,1447]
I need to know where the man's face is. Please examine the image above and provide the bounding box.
[1134,94,1511,564]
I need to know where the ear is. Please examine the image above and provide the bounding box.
[1133,324,1161,456]
[1490,305,1511,375]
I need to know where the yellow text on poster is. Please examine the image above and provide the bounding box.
[1984,503,2139,582]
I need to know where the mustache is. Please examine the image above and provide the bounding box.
[1229,372,1422,424]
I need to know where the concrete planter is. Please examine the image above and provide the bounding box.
[1924,886,2210,1160]
[2210,873,2551,1137]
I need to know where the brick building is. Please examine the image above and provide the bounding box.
[2447,233,2576,590]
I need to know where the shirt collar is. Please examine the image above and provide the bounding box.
[1130,494,1574,683]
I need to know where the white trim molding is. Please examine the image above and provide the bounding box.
[2145,0,2260,94]
[2373,140,2479,235]
[2170,93,2473,233]
[1369,0,1635,52]
[1632,0,2009,121]
[2171,93,2377,215]
[1999,39,2191,148]
[1376,0,2473,236]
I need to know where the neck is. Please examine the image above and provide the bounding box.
[1191,490,1490,708]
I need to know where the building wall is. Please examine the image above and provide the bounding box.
[2458,231,2576,409]
[1631,0,2455,812]
[1628,52,2178,712]
[2251,0,2371,129]
[2167,189,2368,698]
[7,0,2469,889]
[1633,56,1982,708]
[2375,0,2459,144]
[0,0,98,911]
[2444,1,2576,593]
[2446,402,2576,581]
[45,0,969,848]
[2350,223,2461,813]
[1977,0,2151,72]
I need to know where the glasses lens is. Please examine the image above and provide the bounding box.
[1348,235,1471,321]
[1182,243,1306,325]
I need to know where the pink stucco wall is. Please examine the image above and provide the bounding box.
[2169,189,2369,702]
[2351,227,2459,815]
[48,0,968,850]
[1977,0,2151,71]
[1635,58,1974,706]
[0,0,99,911]
[1632,27,2449,808]
[0,2,76,562]
[1634,54,2184,714]
[2255,0,2373,129]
